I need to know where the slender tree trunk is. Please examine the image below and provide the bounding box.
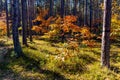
[73,0,77,15]
[61,0,64,18]
[69,0,72,14]
[12,0,23,57]
[96,0,99,20]
[3,0,6,10]
[64,0,67,15]
[10,0,13,22]
[28,0,33,42]
[5,0,10,37]
[65,0,70,15]
[21,0,27,45]
[49,0,53,16]
[89,0,93,31]
[83,0,85,25]
[84,0,88,26]
[82,0,84,26]
[0,0,2,16]
[32,0,35,19]
[78,0,82,26]
[101,0,112,68]
[1,0,4,11]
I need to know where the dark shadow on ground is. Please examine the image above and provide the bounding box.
[18,55,68,80]
[0,40,5,47]
[0,50,68,80]
[111,51,120,63]
[0,57,26,80]
[40,49,57,55]
[111,66,120,74]
[78,54,98,64]
[50,43,61,48]
[90,50,101,56]
[27,45,38,50]
[110,51,120,74]
[111,39,120,47]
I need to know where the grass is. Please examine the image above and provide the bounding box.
[0,37,120,80]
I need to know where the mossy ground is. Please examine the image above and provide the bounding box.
[0,37,120,80]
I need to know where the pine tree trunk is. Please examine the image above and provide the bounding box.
[73,0,77,15]
[10,0,13,20]
[61,0,64,18]
[12,0,23,57]
[49,0,53,16]
[101,0,112,68]
[28,0,33,42]
[5,0,10,37]
[0,0,2,16]
[84,0,88,26]
[21,0,27,45]
[89,0,93,31]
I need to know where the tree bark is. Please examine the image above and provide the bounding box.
[84,0,88,26]
[10,0,13,20]
[12,0,23,57]
[21,0,27,45]
[101,0,112,68]
[28,0,33,42]
[89,0,93,31]
[0,0,2,16]
[73,0,78,15]
[5,0,10,37]
[61,0,64,18]
[49,0,53,16]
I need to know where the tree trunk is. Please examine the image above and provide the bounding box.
[28,0,33,42]
[101,0,112,68]
[21,0,27,45]
[49,0,53,16]
[5,0,10,37]
[12,0,23,57]
[0,0,2,16]
[73,0,77,15]
[89,0,93,31]
[84,0,88,26]
[61,0,64,18]
[10,0,13,20]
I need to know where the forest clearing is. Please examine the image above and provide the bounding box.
[0,0,120,80]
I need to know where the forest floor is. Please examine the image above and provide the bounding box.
[0,11,120,80]
[0,37,120,80]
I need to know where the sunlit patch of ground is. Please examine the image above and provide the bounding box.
[0,37,120,80]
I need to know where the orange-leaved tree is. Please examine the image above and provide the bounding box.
[32,8,54,34]
[0,21,6,36]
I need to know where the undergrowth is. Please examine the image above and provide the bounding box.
[0,39,120,80]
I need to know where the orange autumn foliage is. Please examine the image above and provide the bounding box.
[32,26,42,33]
[81,40,96,47]
[62,15,80,32]
[32,9,54,34]
[46,15,95,41]
[0,21,6,35]
[64,15,77,23]
[80,27,94,39]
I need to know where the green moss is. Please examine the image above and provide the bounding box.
[0,38,120,80]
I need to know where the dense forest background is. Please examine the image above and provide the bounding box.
[0,0,120,80]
